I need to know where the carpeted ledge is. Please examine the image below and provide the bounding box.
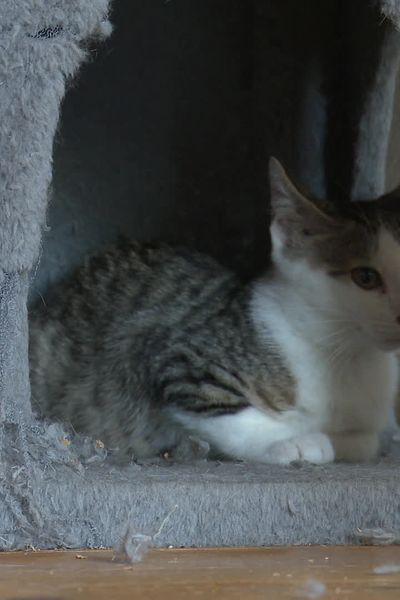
[55,460,400,548]
[5,433,400,550]
[28,457,400,548]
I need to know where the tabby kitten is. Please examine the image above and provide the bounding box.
[29,159,400,464]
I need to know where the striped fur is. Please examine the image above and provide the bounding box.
[29,240,293,458]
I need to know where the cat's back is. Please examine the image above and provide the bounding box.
[29,240,237,375]
[32,239,233,324]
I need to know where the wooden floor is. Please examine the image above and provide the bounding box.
[1,546,400,599]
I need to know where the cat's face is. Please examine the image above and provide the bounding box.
[269,158,400,352]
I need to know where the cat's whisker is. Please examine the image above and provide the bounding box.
[328,338,353,368]
[313,329,349,346]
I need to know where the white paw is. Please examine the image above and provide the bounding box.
[266,433,335,465]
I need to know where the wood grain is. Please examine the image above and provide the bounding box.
[1,546,400,599]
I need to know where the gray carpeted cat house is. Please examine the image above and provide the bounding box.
[2,0,400,551]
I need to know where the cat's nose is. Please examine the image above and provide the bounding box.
[396,316,400,325]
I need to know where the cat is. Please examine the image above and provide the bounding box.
[29,158,400,464]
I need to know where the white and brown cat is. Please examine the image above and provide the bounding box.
[29,158,400,464]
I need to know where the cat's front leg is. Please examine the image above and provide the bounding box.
[173,407,336,464]
[266,433,335,465]
[258,432,379,464]
[328,432,379,462]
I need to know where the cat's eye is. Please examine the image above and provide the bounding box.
[350,267,382,291]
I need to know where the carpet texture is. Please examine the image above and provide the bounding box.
[2,430,400,549]
[1,0,400,550]
[0,0,113,550]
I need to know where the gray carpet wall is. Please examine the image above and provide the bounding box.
[2,0,400,551]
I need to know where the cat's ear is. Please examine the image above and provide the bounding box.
[268,157,338,251]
